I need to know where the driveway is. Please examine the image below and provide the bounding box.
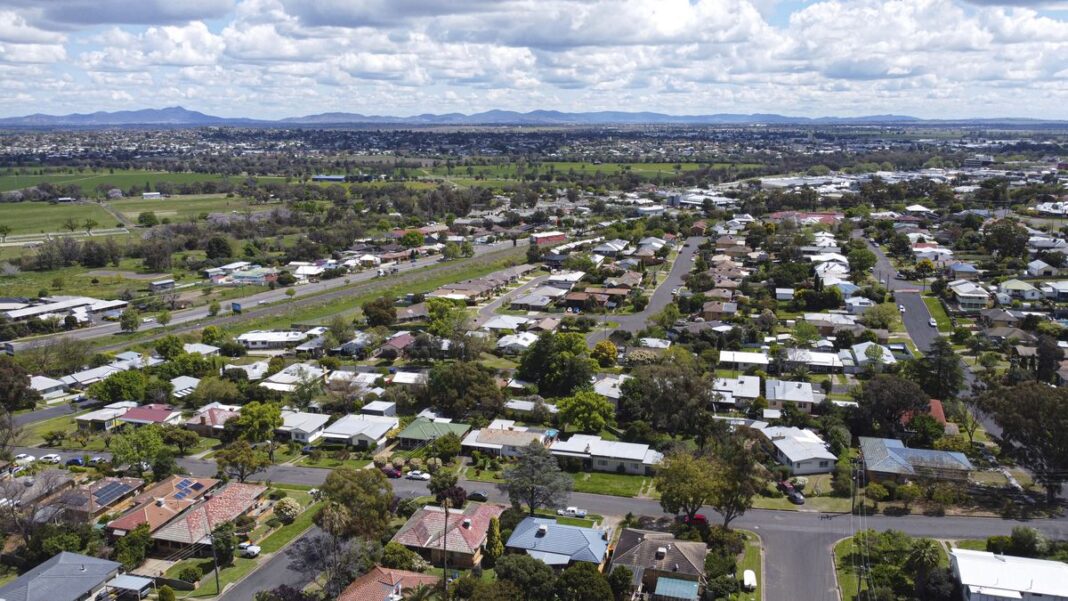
[586,236,704,345]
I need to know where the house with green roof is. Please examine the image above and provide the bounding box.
[396,418,470,449]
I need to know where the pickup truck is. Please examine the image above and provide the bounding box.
[556,507,588,518]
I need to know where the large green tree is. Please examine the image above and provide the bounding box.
[320,467,394,539]
[557,390,615,433]
[980,383,1068,503]
[0,355,41,412]
[517,332,596,398]
[554,563,613,601]
[426,361,503,417]
[361,296,396,327]
[215,440,271,482]
[111,425,165,472]
[655,452,717,521]
[853,375,930,437]
[501,441,572,515]
[708,438,768,529]
[983,218,1029,258]
[494,554,556,601]
[87,370,147,404]
[904,338,964,400]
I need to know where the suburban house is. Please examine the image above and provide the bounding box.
[549,434,663,475]
[718,350,770,371]
[76,401,138,432]
[107,476,220,537]
[946,262,979,281]
[592,374,631,410]
[1000,279,1042,301]
[337,567,441,601]
[859,437,974,482]
[391,503,505,569]
[610,529,709,601]
[320,414,398,449]
[765,380,818,413]
[948,279,990,312]
[185,402,241,437]
[711,375,761,406]
[505,517,609,569]
[236,330,311,349]
[50,477,144,522]
[0,552,121,601]
[182,343,220,357]
[260,363,325,394]
[151,482,267,553]
[950,548,1068,601]
[29,375,67,399]
[756,426,837,475]
[396,418,471,450]
[497,332,540,354]
[118,403,183,427]
[1028,259,1058,277]
[461,419,550,457]
[277,410,330,443]
[223,360,270,381]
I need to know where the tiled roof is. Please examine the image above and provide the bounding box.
[120,403,177,424]
[611,529,707,579]
[152,482,266,545]
[337,567,440,601]
[107,475,219,534]
[391,503,504,556]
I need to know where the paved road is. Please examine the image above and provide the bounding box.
[12,402,86,427]
[11,240,526,353]
[586,236,704,345]
[219,526,324,601]
[473,274,549,326]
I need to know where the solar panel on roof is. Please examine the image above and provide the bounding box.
[177,479,192,489]
[174,492,187,500]
[190,482,204,491]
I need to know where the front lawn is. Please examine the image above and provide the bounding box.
[168,557,258,598]
[731,530,762,601]
[570,472,648,497]
[259,499,323,554]
[923,296,953,332]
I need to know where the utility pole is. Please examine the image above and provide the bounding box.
[442,496,449,599]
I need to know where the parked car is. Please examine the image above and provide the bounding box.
[467,491,489,502]
[787,491,806,505]
[381,467,402,479]
[88,456,106,465]
[777,480,795,494]
[406,470,431,481]
[65,457,84,466]
[240,544,261,558]
[928,318,938,327]
[14,454,35,465]
[39,454,62,464]
[678,513,708,527]
[898,304,906,312]
[557,507,588,518]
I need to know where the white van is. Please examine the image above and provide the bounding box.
[743,570,757,591]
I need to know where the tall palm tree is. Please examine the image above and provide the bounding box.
[906,538,942,595]
[402,584,440,601]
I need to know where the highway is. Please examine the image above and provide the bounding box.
[10,239,527,353]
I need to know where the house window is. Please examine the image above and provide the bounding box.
[597,459,608,466]
[820,461,829,467]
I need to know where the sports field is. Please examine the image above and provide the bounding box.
[0,169,235,194]
[0,201,117,234]
[109,194,274,220]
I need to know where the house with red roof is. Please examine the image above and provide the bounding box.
[151,482,267,552]
[118,403,182,427]
[337,567,440,601]
[106,475,219,537]
[390,503,505,568]
[185,403,241,437]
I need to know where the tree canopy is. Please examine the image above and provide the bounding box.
[500,441,572,514]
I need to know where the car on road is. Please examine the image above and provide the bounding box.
[677,514,708,527]
[557,506,588,518]
[65,457,84,466]
[88,456,107,465]
[39,454,62,464]
[14,453,35,465]
[895,272,906,279]
[406,470,431,481]
[898,304,906,312]
[671,288,679,295]
[381,467,402,478]
[467,491,489,502]
[929,318,938,327]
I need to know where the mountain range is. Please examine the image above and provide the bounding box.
[0,106,1059,127]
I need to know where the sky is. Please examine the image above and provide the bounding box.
[0,0,1066,120]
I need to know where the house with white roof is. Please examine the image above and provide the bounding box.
[223,360,269,381]
[756,425,837,475]
[260,363,325,393]
[711,375,760,406]
[785,348,845,373]
[765,379,819,413]
[237,330,310,350]
[320,414,398,449]
[948,279,990,312]
[170,376,200,399]
[950,548,1068,601]
[1028,259,1058,277]
[30,375,67,399]
[851,342,897,368]
[592,374,631,409]
[497,332,540,354]
[182,343,220,357]
[550,434,662,475]
[718,350,770,370]
[481,315,531,332]
[277,410,330,443]
[76,402,138,432]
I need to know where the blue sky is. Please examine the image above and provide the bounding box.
[0,0,1065,119]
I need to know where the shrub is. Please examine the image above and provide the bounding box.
[268,489,288,500]
[274,497,301,524]
[159,586,176,601]
[266,517,282,528]
[177,566,202,583]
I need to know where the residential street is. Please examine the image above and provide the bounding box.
[586,235,704,345]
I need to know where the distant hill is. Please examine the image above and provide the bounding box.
[0,106,1060,128]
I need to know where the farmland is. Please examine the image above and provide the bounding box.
[0,201,117,234]
[420,161,761,180]
[109,194,275,221]
[0,168,239,194]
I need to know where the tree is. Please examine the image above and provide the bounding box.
[213,522,236,566]
[848,247,877,275]
[905,338,963,399]
[945,399,981,445]
[428,470,458,499]
[853,375,929,437]
[500,441,572,515]
[154,335,184,361]
[517,332,596,397]
[557,390,615,433]
[320,467,393,539]
[429,431,462,462]
[111,425,165,472]
[362,296,396,327]
[655,452,717,521]
[229,401,283,451]
[792,321,820,347]
[906,538,943,596]
[484,516,504,567]
[619,363,715,439]
[1037,334,1064,383]
[400,231,424,248]
[274,497,301,524]
[381,541,424,571]
[215,441,270,482]
[138,211,159,227]
[980,382,1068,503]
[161,424,201,455]
[555,562,613,601]
[650,303,680,330]
[114,523,152,570]
[205,236,233,259]
[0,355,41,412]
[591,339,617,367]
[208,300,221,317]
[287,512,374,599]
[0,224,10,242]
[494,554,557,601]
[119,307,141,333]
[607,566,633,601]
[157,310,171,327]
[861,303,898,330]
[158,586,176,601]
[426,297,468,338]
[908,413,945,448]
[984,218,1029,258]
[708,439,768,528]
[189,377,243,408]
[83,218,98,234]
[427,361,502,417]
[63,217,79,233]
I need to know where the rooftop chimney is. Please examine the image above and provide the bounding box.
[462,518,472,529]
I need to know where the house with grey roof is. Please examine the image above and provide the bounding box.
[610,529,708,600]
[549,434,663,475]
[505,517,609,569]
[396,418,471,449]
[859,437,974,482]
[0,551,120,601]
[764,379,819,413]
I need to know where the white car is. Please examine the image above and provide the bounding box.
[240,544,261,558]
[39,454,62,464]
[406,470,431,481]
[929,318,938,327]
[14,454,35,465]
[556,506,588,518]
[898,304,906,312]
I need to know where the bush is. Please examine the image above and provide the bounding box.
[177,566,202,583]
[266,517,282,528]
[274,497,301,524]
[159,586,176,601]
[705,526,745,557]
[268,489,288,500]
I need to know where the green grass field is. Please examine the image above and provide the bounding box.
[0,201,118,234]
[422,161,761,181]
[569,472,648,497]
[732,530,763,601]
[0,169,236,194]
[109,194,273,221]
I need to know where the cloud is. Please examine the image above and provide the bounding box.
[0,0,236,27]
